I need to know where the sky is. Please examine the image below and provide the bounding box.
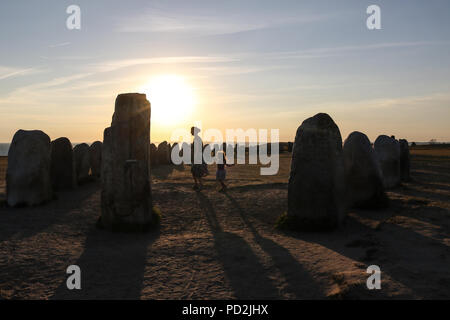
[0,0,449,144]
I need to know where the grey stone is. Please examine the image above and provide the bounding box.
[100,93,154,232]
[89,141,102,178]
[374,135,401,188]
[287,142,293,152]
[150,143,158,167]
[157,141,171,165]
[343,132,388,208]
[73,143,90,183]
[50,137,76,190]
[287,113,346,231]
[7,130,52,206]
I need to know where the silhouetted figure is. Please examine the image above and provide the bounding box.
[190,126,208,190]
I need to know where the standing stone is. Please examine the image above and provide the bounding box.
[7,130,52,206]
[343,132,388,208]
[50,137,76,190]
[150,143,158,167]
[157,141,171,165]
[89,141,102,178]
[286,113,346,231]
[73,143,90,184]
[374,135,401,188]
[287,142,294,152]
[100,93,153,231]
[399,139,410,182]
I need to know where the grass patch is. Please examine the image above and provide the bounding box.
[151,206,162,226]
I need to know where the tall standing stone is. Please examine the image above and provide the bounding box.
[89,141,102,178]
[286,113,346,231]
[343,132,388,208]
[50,137,76,190]
[399,139,410,182]
[7,130,52,206]
[73,143,90,184]
[374,135,401,188]
[100,93,153,231]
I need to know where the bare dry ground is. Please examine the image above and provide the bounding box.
[0,147,449,300]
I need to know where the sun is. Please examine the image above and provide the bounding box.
[139,74,196,126]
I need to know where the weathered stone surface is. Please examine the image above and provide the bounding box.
[288,142,294,152]
[73,143,90,183]
[7,130,52,206]
[157,141,171,165]
[399,139,411,182]
[343,132,388,208]
[374,135,401,188]
[50,137,76,190]
[100,93,153,231]
[286,113,346,231]
[89,141,102,178]
[150,143,158,166]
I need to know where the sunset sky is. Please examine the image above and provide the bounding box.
[0,0,449,144]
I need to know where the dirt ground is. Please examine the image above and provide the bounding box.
[0,148,449,300]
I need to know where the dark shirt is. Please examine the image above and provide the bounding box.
[217,157,226,170]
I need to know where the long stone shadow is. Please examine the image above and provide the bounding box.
[388,197,450,230]
[195,192,280,299]
[224,192,324,299]
[227,182,288,193]
[151,164,175,179]
[51,226,159,299]
[286,211,450,299]
[0,181,99,243]
[394,185,450,203]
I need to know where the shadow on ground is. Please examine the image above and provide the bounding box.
[224,192,324,299]
[196,192,280,299]
[51,227,160,299]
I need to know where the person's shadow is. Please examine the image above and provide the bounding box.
[51,226,159,299]
[195,192,280,299]
[224,192,324,299]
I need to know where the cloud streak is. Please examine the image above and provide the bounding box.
[262,41,450,60]
[0,66,43,81]
[91,56,238,73]
[115,9,332,35]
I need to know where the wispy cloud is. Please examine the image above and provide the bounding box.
[116,9,331,35]
[48,42,71,48]
[91,56,238,73]
[267,41,449,60]
[0,66,43,81]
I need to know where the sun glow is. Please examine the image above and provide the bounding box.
[140,74,196,126]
